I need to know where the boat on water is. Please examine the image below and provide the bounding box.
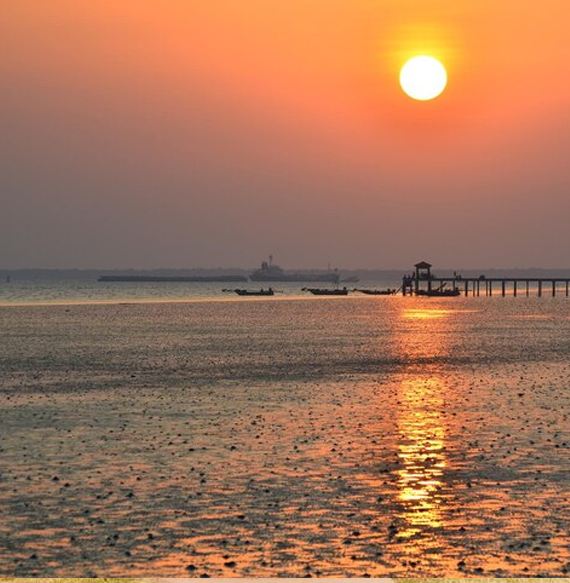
[341,276,360,283]
[224,288,275,296]
[416,288,461,297]
[302,287,349,296]
[250,256,339,283]
[355,288,396,295]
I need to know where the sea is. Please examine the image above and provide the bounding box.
[2,268,570,305]
[0,270,569,577]
[0,270,404,305]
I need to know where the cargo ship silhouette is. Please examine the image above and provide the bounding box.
[249,256,339,283]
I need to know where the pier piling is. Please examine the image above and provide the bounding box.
[402,264,570,299]
[401,261,570,298]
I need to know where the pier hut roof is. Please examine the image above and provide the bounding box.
[414,261,432,269]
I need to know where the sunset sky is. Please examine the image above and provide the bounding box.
[2,1,570,269]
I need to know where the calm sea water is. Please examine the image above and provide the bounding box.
[2,270,568,305]
[0,274,402,304]
[0,292,569,576]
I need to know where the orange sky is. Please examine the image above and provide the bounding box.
[2,1,570,268]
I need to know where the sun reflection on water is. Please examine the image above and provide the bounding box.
[396,377,447,538]
[395,304,453,541]
[402,308,457,320]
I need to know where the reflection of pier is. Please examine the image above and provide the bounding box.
[403,261,570,297]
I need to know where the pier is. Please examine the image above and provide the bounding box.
[403,262,570,297]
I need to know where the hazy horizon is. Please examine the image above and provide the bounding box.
[3,1,570,269]
[4,263,570,274]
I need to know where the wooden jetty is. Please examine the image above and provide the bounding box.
[403,261,570,297]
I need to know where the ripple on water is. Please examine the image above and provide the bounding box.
[0,297,569,576]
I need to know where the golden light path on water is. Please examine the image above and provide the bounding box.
[394,307,451,544]
[397,377,447,536]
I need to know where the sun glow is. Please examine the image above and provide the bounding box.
[400,55,447,101]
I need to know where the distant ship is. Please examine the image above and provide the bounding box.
[249,256,339,283]
[99,275,247,283]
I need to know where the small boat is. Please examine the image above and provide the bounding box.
[416,288,461,297]
[341,276,360,283]
[224,288,275,296]
[302,287,349,296]
[355,288,395,296]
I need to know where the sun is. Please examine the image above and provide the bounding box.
[400,56,447,101]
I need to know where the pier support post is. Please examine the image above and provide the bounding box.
[465,281,469,296]
[514,281,517,297]
[526,281,530,297]
[553,281,556,297]
[502,281,506,297]
[538,281,542,297]
[566,281,569,297]
[489,281,493,296]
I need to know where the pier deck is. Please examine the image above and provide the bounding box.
[403,277,570,297]
[403,262,570,297]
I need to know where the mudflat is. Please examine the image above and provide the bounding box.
[1,297,569,576]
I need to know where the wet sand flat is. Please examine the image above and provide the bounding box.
[0,297,569,576]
